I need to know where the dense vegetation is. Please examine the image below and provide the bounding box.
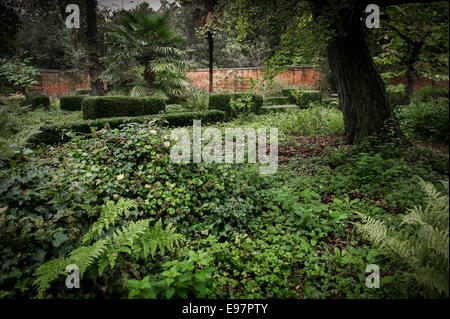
[0,0,448,300]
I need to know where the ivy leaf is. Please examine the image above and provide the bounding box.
[52,232,69,248]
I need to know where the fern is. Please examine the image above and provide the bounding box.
[34,199,183,298]
[83,198,137,243]
[34,258,68,298]
[134,219,182,261]
[355,178,449,297]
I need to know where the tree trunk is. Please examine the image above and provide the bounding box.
[86,0,104,96]
[401,65,416,105]
[311,1,403,144]
[207,30,214,93]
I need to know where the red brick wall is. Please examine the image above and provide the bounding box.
[30,69,90,98]
[31,67,448,98]
[389,76,449,90]
[185,66,321,92]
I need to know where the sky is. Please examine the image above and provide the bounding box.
[98,0,163,11]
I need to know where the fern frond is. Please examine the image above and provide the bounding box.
[83,198,137,243]
[34,258,68,298]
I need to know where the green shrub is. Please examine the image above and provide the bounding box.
[322,97,339,108]
[0,96,27,106]
[28,110,225,145]
[412,85,449,103]
[73,89,91,95]
[81,96,166,120]
[291,90,323,108]
[395,99,449,142]
[161,110,225,127]
[386,84,405,107]
[166,104,187,113]
[281,88,296,98]
[208,93,263,118]
[264,97,290,106]
[60,96,85,111]
[261,105,298,113]
[26,94,50,110]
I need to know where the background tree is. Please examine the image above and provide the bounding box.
[86,0,105,96]
[101,8,190,98]
[232,0,444,144]
[374,2,449,104]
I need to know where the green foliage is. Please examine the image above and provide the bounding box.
[82,96,166,120]
[73,89,91,96]
[0,57,40,94]
[180,86,209,112]
[34,198,182,298]
[208,93,263,118]
[165,104,187,113]
[261,105,298,113]
[263,97,290,106]
[290,90,323,109]
[27,94,50,110]
[412,85,449,103]
[395,99,449,142]
[356,178,449,297]
[373,3,449,83]
[386,84,405,108]
[101,10,191,99]
[60,96,86,112]
[161,110,226,127]
[230,93,255,117]
[127,250,215,298]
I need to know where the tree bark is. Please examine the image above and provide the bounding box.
[401,65,416,105]
[311,1,403,144]
[86,0,104,96]
[207,30,214,93]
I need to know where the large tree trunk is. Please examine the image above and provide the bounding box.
[207,30,214,93]
[86,0,104,96]
[311,1,403,144]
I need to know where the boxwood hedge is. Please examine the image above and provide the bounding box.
[81,96,166,120]
[60,96,86,111]
[28,110,226,145]
[263,97,290,106]
[74,88,91,95]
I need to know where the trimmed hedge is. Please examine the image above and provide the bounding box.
[27,94,50,110]
[74,89,91,95]
[60,96,85,111]
[166,104,188,113]
[28,110,226,145]
[82,96,166,120]
[261,105,298,113]
[263,97,290,106]
[161,110,225,127]
[208,93,263,118]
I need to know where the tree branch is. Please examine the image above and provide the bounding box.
[373,0,445,7]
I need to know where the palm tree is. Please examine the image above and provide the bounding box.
[101,9,191,98]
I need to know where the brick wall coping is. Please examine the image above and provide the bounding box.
[189,66,315,72]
